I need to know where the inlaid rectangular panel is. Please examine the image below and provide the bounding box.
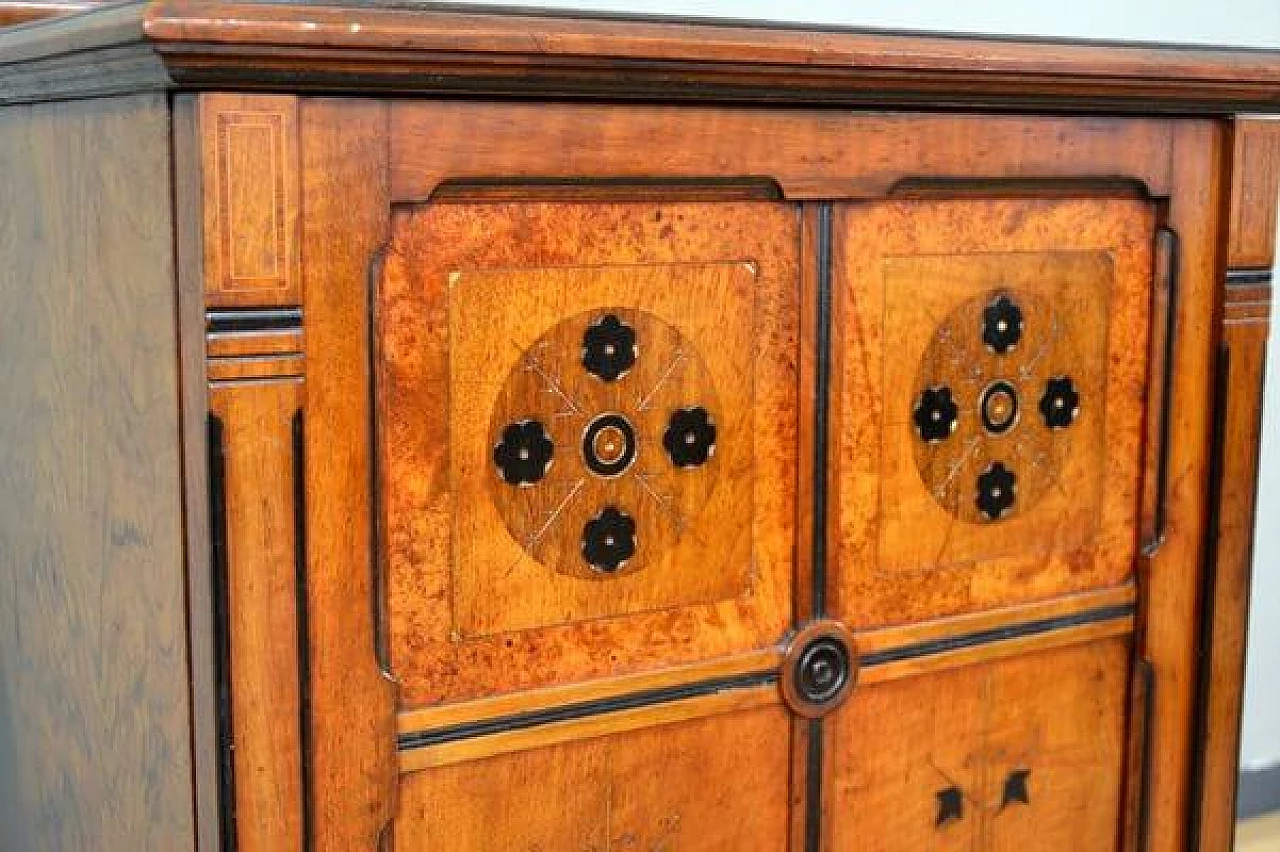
[377,201,800,707]
[832,199,1155,629]
[828,637,1133,851]
[200,94,300,307]
[395,705,793,851]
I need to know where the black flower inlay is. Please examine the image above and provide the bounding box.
[982,295,1024,355]
[913,385,960,443]
[1040,376,1081,430]
[976,461,1017,521]
[493,419,555,486]
[663,406,717,468]
[581,506,636,573]
[582,314,637,382]
[936,787,964,827]
[1001,770,1031,810]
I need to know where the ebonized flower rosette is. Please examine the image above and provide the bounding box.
[488,308,724,579]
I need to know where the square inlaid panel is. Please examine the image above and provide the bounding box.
[828,638,1132,851]
[833,199,1154,628]
[395,706,793,851]
[378,202,799,706]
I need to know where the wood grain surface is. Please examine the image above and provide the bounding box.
[828,638,1133,851]
[830,198,1154,629]
[209,380,305,852]
[0,94,195,851]
[395,705,793,851]
[378,201,800,708]
[1228,119,1280,269]
[299,98,398,852]
[1195,277,1274,852]
[390,105,1181,202]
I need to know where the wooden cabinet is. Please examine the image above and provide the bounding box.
[3,4,1280,851]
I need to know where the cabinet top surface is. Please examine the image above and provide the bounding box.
[5,1,1280,111]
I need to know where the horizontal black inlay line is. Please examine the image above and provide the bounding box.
[397,670,779,752]
[206,307,303,334]
[1226,268,1274,286]
[860,603,1138,667]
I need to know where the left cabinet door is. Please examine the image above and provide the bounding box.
[378,199,804,850]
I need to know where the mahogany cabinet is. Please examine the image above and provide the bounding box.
[2,4,1279,850]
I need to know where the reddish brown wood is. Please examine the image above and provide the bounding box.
[1228,119,1280,268]
[299,98,398,852]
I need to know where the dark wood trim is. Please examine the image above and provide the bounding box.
[206,414,237,852]
[4,1,1280,109]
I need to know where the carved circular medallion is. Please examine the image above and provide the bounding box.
[911,289,1082,524]
[490,308,723,578]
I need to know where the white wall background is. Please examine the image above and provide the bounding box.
[466,0,1280,767]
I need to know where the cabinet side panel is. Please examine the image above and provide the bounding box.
[0,95,195,851]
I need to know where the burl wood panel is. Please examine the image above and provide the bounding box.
[200,94,301,307]
[832,199,1154,628]
[395,705,793,851]
[0,95,194,850]
[210,380,304,852]
[1196,281,1273,852]
[829,637,1132,851]
[378,202,799,707]
[1228,119,1280,269]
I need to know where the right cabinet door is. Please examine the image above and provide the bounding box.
[827,198,1157,850]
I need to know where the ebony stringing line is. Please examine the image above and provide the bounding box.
[1224,268,1274,286]
[206,307,303,335]
[1147,227,1180,552]
[396,671,779,751]
[207,415,239,852]
[812,202,834,619]
[860,603,1138,667]
[1188,344,1231,852]
[291,411,315,852]
[806,203,835,852]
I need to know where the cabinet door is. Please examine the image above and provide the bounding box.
[825,197,1156,851]
[377,200,804,848]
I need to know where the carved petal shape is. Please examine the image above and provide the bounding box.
[913,385,960,443]
[582,313,638,382]
[663,406,717,468]
[1040,375,1081,429]
[493,419,555,486]
[976,461,1018,521]
[581,505,637,573]
[982,294,1025,354]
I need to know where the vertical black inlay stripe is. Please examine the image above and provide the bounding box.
[812,202,833,619]
[1147,227,1181,551]
[805,718,824,852]
[292,411,314,852]
[207,414,238,852]
[1137,659,1156,852]
[1188,343,1231,852]
[806,203,834,852]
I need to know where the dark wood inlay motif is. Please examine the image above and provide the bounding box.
[488,308,723,578]
[911,288,1091,524]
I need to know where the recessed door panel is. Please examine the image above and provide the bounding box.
[832,199,1155,629]
[828,638,1132,851]
[377,202,800,707]
[394,705,794,851]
